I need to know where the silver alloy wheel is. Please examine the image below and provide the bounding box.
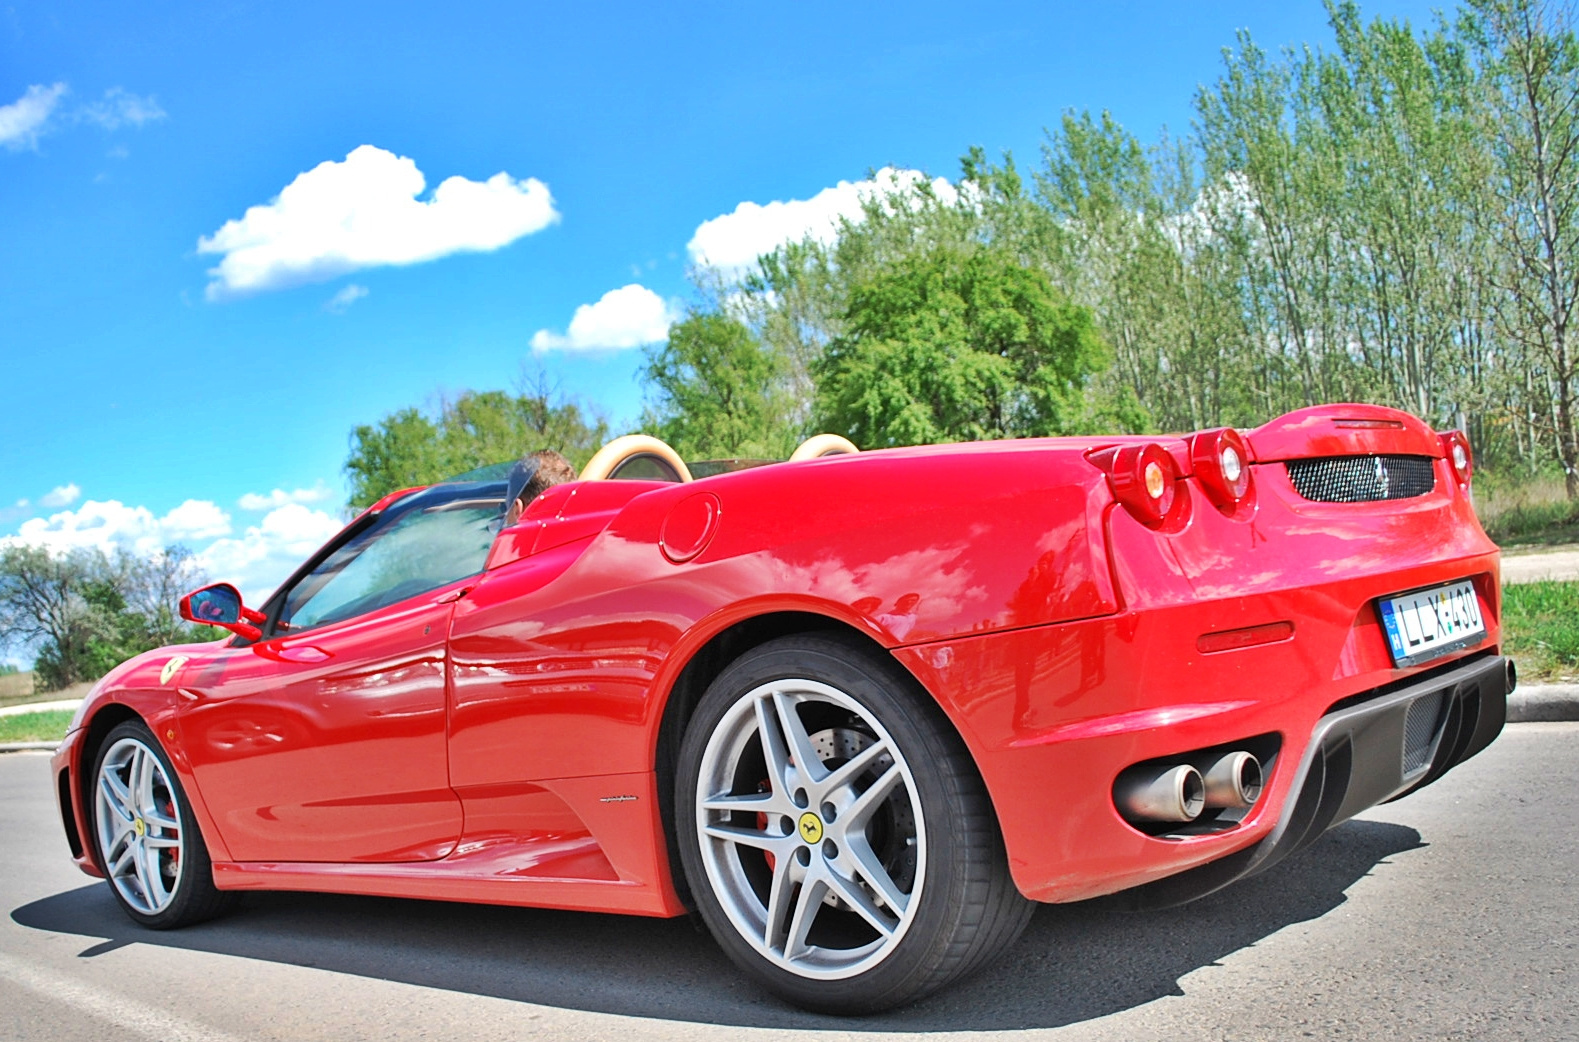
[94,736,186,916]
[693,678,927,981]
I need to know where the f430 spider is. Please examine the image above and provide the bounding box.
[52,406,1510,1013]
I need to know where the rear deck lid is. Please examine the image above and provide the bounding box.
[1246,403,1441,462]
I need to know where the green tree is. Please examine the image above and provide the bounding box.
[0,545,213,690]
[128,546,212,647]
[345,383,609,510]
[643,1,1579,479]
[643,312,799,458]
[1030,111,1250,430]
[1464,0,1579,494]
[1313,3,1492,431]
[813,247,1111,447]
[344,408,444,508]
[1,546,118,689]
[730,169,997,426]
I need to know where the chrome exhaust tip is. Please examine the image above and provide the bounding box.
[1114,764,1206,823]
[1197,751,1262,808]
[1506,657,1518,696]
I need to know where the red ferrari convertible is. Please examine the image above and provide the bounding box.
[51,404,1510,1013]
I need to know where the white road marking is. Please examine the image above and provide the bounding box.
[0,950,247,1042]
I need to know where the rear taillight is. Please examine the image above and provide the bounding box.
[1092,443,1178,525]
[1440,430,1473,485]
[1190,427,1253,509]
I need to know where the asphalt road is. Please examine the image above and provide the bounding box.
[4,726,1576,1042]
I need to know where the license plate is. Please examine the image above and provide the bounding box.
[1377,580,1486,668]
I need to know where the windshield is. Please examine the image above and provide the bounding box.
[278,484,502,632]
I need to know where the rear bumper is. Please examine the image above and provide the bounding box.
[893,561,1506,904]
[1106,651,1509,909]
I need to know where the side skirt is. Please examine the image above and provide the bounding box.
[211,858,686,918]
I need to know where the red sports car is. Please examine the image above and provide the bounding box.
[51,404,1510,1013]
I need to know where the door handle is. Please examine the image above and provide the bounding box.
[432,586,473,605]
[275,645,331,664]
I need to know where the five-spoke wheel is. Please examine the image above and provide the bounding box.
[693,676,925,979]
[91,721,233,928]
[676,634,1031,1013]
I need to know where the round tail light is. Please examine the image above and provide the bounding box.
[1097,443,1178,525]
[1190,427,1253,509]
[1440,430,1473,485]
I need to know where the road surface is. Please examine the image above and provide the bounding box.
[3,725,1576,1041]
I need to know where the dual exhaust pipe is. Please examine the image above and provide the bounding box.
[1114,750,1264,824]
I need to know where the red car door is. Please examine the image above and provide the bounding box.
[178,484,500,863]
[178,591,463,863]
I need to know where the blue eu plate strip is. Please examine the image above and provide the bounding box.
[1379,598,1406,660]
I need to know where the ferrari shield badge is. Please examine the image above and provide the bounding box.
[159,655,189,685]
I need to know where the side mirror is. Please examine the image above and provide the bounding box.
[180,583,265,641]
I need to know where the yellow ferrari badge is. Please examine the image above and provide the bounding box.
[797,811,824,845]
[160,656,189,685]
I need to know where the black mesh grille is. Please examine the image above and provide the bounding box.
[1402,691,1445,776]
[1286,455,1436,502]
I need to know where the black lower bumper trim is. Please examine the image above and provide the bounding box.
[1106,653,1510,911]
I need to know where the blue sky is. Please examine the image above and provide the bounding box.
[0,0,1446,615]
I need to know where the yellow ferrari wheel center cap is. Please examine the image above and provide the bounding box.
[133,818,146,837]
[797,811,824,845]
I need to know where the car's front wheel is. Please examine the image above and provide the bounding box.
[90,720,234,929]
[676,634,1031,1013]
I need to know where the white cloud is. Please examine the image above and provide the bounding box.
[687,167,959,277]
[78,87,166,130]
[530,283,678,351]
[197,144,560,299]
[238,484,334,511]
[0,83,68,151]
[199,504,345,603]
[160,500,232,542]
[0,498,233,559]
[39,484,81,508]
[324,283,369,314]
[0,482,348,606]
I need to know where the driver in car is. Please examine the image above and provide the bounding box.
[502,449,578,525]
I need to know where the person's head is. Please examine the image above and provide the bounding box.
[503,449,577,525]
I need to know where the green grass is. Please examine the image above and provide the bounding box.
[0,709,74,744]
[1501,580,1579,682]
[1475,470,1579,547]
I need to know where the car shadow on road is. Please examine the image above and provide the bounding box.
[13,819,1422,1031]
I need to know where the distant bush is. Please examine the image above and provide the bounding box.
[1476,468,1579,545]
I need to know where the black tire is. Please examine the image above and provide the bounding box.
[89,720,235,929]
[675,633,1031,1013]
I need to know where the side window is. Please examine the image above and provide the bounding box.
[278,498,498,632]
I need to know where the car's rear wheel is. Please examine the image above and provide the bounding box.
[676,633,1032,1013]
[90,720,234,929]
